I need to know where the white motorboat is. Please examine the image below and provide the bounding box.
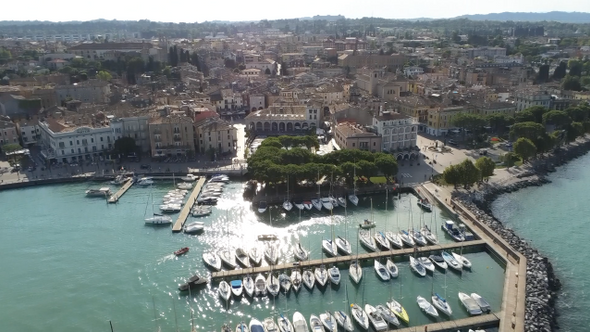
[429,254,448,270]
[294,200,305,211]
[319,312,337,332]
[210,174,229,183]
[85,187,111,197]
[278,314,294,332]
[145,214,173,225]
[177,182,193,190]
[365,304,388,331]
[385,231,404,249]
[311,198,322,211]
[191,205,212,217]
[231,280,243,297]
[470,293,491,312]
[350,304,369,330]
[337,197,347,208]
[249,247,263,266]
[329,196,339,208]
[386,299,409,325]
[374,232,391,250]
[441,220,465,242]
[257,201,268,213]
[442,251,463,271]
[335,236,352,255]
[218,280,231,301]
[136,177,154,186]
[417,296,438,318]
[236,322,249,332]
[302,269,315,289]
[348,194,359,206]
[359,230,377,252]
[283,200,294,212]
[293,242,309,261]
[349,260,363,284]
[417,198,433,212]
[374,260,391,281]
[452,252,472,269]
[203,252,222,271]
[235,248,250,268]
[421,225,438,245]
[243,275,255,297]
[314,265,328,287]
[110,175,127,185]
[249,319,265,332]
[309,315,325,332]
[292,312,309,332]
[432,293,452,316]
[159,204,181,213]
[409,256,426,277]
[254,274,266,296]
[303,201,313,210]
[411,229,428,246]
[321,197,334,211]
[264,242,279,265]
[386,259,399,278]
[418,257,435,273]
[279,273,292,293]
[264,317,279,332]
[328,266,341,285]
[180,174,198,182]
[335,310,354,332]
[458,292,483,315]
[375,304,399,327]
[220,250,237,269]
[399,230,415,247]
[359,219,376,229]
[322,239,338,257]
[290,269,302,293]
[183,222,204,234]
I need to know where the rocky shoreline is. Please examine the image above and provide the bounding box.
[451,136,590,331]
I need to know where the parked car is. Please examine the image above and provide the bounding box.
[140,164,151,170]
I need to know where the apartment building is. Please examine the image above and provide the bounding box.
[333,122,381,152]
[0,117,19,146]
[372,112,418,152]
[148,114,195,158]
[194,115,237,154]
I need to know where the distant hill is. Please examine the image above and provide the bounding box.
[456,11,590,23]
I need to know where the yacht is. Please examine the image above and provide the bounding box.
[292,312,308,332]
[335,236,352,256]
[177,182,193,190]
[335,310,354,332]
[409,256,426,277]
[458,292,483,315]
[183,221,204,234]
[365,304,388,331]
[319,312,337,332]
[349,260,362,284]
[322,239,338,257]
[418,257,435,273]
[470,293,491,312]
[235,248,250,268]
[294,200,305,211]
[442,251,463,271]
[431,293,452,316]
[321,197,334,211]
[328,266,341,285]
[309,315,325,332]
[359,230,377,252]
[452,252,472,269]
[441,220,465,242]
[303,201,313,210]
[386,299,409,325]
[374,260,391,281]
[375,304,399,327]
[311,198,322,211]
[136,177,154,186]
[254,274,266,296]
[243,275,255,297]
[350,304,369,330]
[258,201,268,213]
[249,319,265,332]
[385,231,404,249]
[302,269,315,289]
[218,280,231,301]
[374,232,391,250]
[417,296,438,318]
[231,280,243,297]
[180,174,198,182]
[386,259,399,278]
[203,252,222,271]
[399,230,415,247]
[145,214,173,225]
[290,269,302,293]
[283,199,294,212]
[85,187,111,197]
[293,243,309,261]
[249,247,263,266]
[279,273,292,293]
[429,254,448,270]
[314,265,328,287]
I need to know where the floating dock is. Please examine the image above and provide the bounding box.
[107,179,133,203]
[211,239,485,280]
[172,177,206,232]
[393,312,500,332]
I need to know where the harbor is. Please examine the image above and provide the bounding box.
[172,177,207,232]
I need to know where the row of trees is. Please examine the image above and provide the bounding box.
[442,157,495,188]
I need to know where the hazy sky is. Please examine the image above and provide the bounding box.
[1,0,590,22]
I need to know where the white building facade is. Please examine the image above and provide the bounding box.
[39,121,114,163]
[372,112,418,154]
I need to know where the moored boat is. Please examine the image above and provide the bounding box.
[386,259,399,278]
[303,201,313,210]
[441,220,465,242]
[266,273,280,297]
[231,280,243,297]
[349,260,362,284]
[417,198,433,212]
[386,299,409,324]
[335,236,352,256]
[365,304,388,331]
[254,274,266,296]
[470,293,491,312]
[374,232,391,250]
[243,275,255,297]
[409,256,426,277]
[399,230,415,247]
[290,269,302,292]
[350,304,369,330]
[452,252,472,269]
[431,293,452,316]
[418,257,435,273]
[322,239,338,257]
[458,292,483,315]
[258,201,268,213]
[374,259,391,281]
[294,200,305,211]
[235,248,250,268]
[309,315,325,332]
[279,273,292,293]
[178,273,208,291]
[85,187,111,197]
[429,254,448,270]
[236,322,249,332]
[302,269,315,290]
[375,304,399,327]
[293,242,309,261]
[359,230,377,252]
[249,247,263,266]
[417,296,438,318]
[328,266,341,285]
[249,318,265,332]
[203,252,222,271]
[283,200,293,212]
[264,317,279,332]
[311,198,322,211]
[292,312,308,332]
[335,310,354,332]
[442,251,462,271]
[314,265,328,287]
[385,231,404,249]
[319,311,337,332]
[218,280,231,301]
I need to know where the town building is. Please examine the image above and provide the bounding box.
[148,112,195,158]
[372,112,418,153]
[15,117,40,146]
[514,89,552,112]
[194,112,237,155]
[0,117,19,146]
[245,101,321,134]
[109,115,150,155]
[333,121,381,152]
[55,80,111,104]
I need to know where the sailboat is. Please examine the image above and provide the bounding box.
[349,259,362,284]
[386,299,409,325]
[365,304,388,331]
[220,212,237,269]
[144,186,173,225]
[265,242,279,265]
[385,188,403,249]
[328,266,341,285]
[386,259,399,278]
[375,304,399,327]
[458,292,483,315]
[359,198,377,251]
[410,202,427,246]
[235,248,250,268]
[302,269,315,290]
[319,312,337,332]
[309,315,325,332]
[243,275,255,297]
[236,322,249,332]
[452,250,473,269]
[335,305,354,332]
[409,256,426,277]
[442,251,462,271]
[303,201,313,211]
[421,208,438,244]
[311,171,323,211]
[290,269,302,293]
[315,264,328,288]
[399,230,415,247]
[348,165,359,206]
[416,296,438,318]
[335,205,352,255]
[431,271,452,316]
[374,259,391,281]
[278,314,294,332]
[418,257,435,273]
[293,242,309,261]
[294,200,305,211]
[322,211,338,257]
[374,231,391,250]
[266,273,280,297]
[350,303,369,330]
[218,280,232,301]
[249,246,263,266]
[203,252,222,271]
[279,273,292,293]
[250,319,265,332]
[283,176,293,212]
[429,254,448,271]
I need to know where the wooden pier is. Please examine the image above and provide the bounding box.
[107,179,134,203]
[211,239,486,280]
[172,177,206,232]
[393,312,500,332]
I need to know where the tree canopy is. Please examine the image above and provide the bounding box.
[442,159,480,188]
[113,137,137,155]
[513,137,537,162]
[475,156,495,180]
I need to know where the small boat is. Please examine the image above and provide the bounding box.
[290,269,302,293]
[429,254,448,270]
[231,280,243,297]
[328,266,341,285]
[421,225,438,245]
[145,214,173,225]
[174,247,189,256]
[264,242,279,265]
[386,259,399,278]
[159,204,181,213]
[235,248,250,268]
[266,273,280,297]
[365,304,388,331]
[417,296,438,318]
[177,182,193,190]
[293,243,309,261]
[337,197,347,208]
[374,260,391,281]
[452,252,472,269]
[319,311,337,332]
[309,315,325,332]
[258,201,268,213]
[254,273,266,296]
[409,256,426,277]
[243,275,255,297]
[411,229,428,246]
[441,220,465,242]
[218,280,231,301]
[432,293,452,316]
[221,323,232,332]
[249,247,263,266]
[250,319,265,332]
[386,299,409,324]
[264,317,279,332]
[110,175,127,185]
[417,198,433,212]
[442,251,462,271]
[350,304,370,330]
[85,187,111,197]
[181,174,198,182]
[302,269,315,289]
[258,234,278,241]
[322,239,338,257]
[335,236,352,256]
[470,293,491,312]
[349,260,363,284]
[348,194,359,206]
[385,231,404,249]
[292,312,309,332]
[279,273,292,293]
[359,230,377,252]
[303,201,313,210]
[374,232,391,250]
[458,292,483,315]
[136,177,154,186]
[335,310,354,332]
[278,314,294,332]
[399,230,415,247]
[203,252,222,271]
[210,174,230,183]
[294,200,305,211]
[220,250,237,269]
[197,197,218,205]
[375,304,399,327]
[191,205,212,217]
[314,265,328,287]
[236,322,249,332]
[311,198,322,211]
[283,200,294,212]
[178,273,208,291]
[359,219,376,229]
[321,197,334,211]
[418,257,435,273]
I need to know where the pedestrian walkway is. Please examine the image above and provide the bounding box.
[399,172,412,178]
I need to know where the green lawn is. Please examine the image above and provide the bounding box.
[369,176,388,184]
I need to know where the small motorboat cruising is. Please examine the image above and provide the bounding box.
[374,260,391,281]
[85,187,111,197]
[365,304,388,331]
[293,243,309,261]
[174,247,189,256]
[458,292,483,315]
[417,296,438,318]
[359,219,376,229]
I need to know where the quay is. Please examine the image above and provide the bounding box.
[172,177,206,232]
[393,312,500,332]
[211,239,486,280]
[107,178,133,203]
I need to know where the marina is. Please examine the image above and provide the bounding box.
[107,178,133,203]
[172,177,207,232]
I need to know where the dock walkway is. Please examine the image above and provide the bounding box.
[107,179,133,203]
[172,177,206,232]
[211,239,485,280]
[392,312,500,332]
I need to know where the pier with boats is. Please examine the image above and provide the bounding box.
[172,177,206,232]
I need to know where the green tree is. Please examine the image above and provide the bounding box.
[475,156,495,180]
[513,137,537,162]
[2,143,22,154]
[96,70,112,81]
[567,122,585,142]
[525,106,549,124]
[442,164,461,188]
[502,152,519,167]
[486,113,513,133]
[565,106,588,122]
[0,47,12,64]
[514,110,535,123]
[568,59,584,77]
[374,154,398,179]
[542,110,571,129]
[113,137,137,155]
[509,121,546,142]
[562,74,582,91]
[456,159,480,188]
[260,137,283,149]
[552,61,567,79]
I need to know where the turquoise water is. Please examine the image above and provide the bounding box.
[0,182,504,332]
[492,153,590,331]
